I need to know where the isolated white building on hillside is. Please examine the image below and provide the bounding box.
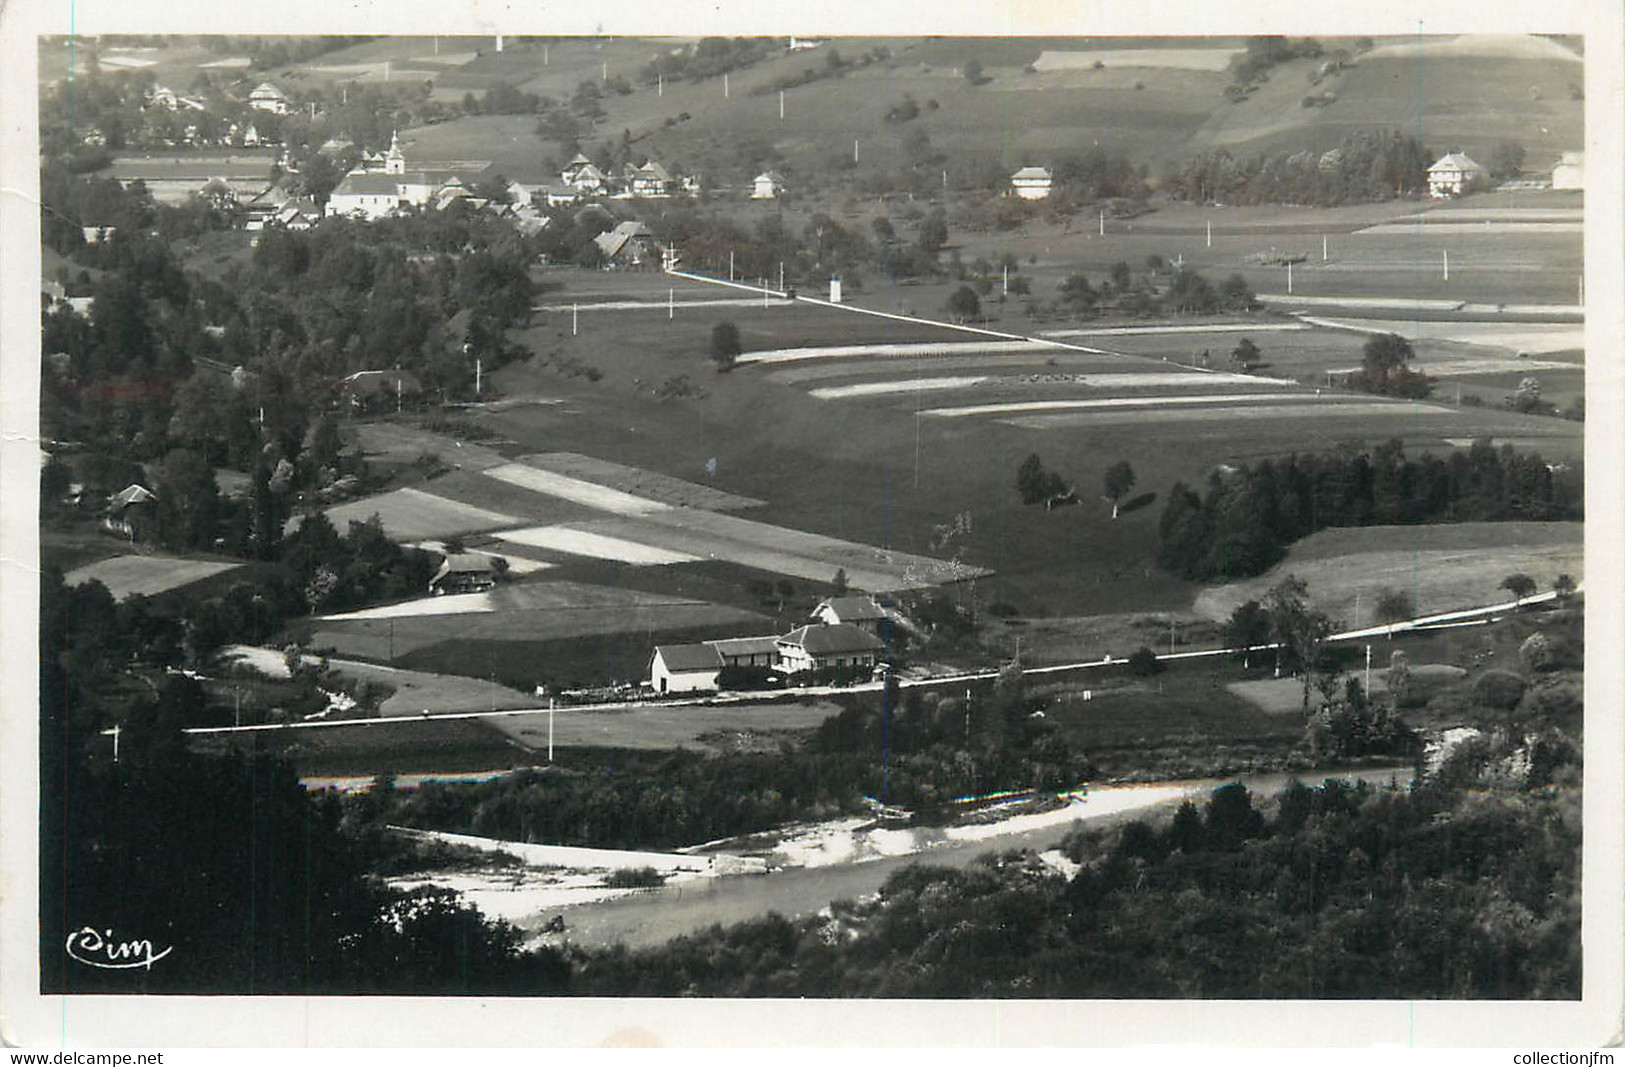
[1552,151,1584,190]
[753,170,784,199]
[248,82,289,115]
[1427,152,1484,198]
[1010,165,1053,200]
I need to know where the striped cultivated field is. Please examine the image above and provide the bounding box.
[494,525,701,565]
[294,487,519,542]
[737,339,1074,366]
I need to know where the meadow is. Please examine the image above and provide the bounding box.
[1191,521,1584,626]
[65,554,243,600]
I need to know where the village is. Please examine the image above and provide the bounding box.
[26,31,1597,1014]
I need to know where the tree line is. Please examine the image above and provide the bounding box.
[1162,130,1435,206]
[1158,439,1583,580]
[388,670,1093,850]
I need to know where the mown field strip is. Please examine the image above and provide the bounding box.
[297,487,520,541]
[1333,358,1584,377]
[1041,323,1310,338]
[1003,401,1451,429]
[493,525,699,565]
[322,592,499,621]
[1393,209,1584,223]
[1355,222,1582,236]
[1299,316,1585,354]
[579,518,964,593]
[65,555,242,600]
[583,509,988,591]
[768,353,1137,385]
[1319,261,1545,273]
[738,340,1065,366]
[535,298,795,312]
[1258,295,1467,311]
[482,462,671,517]
[518,452,764,511]
[921,392,1315,418]
[810,376,991,399]
[1033,47,1238,71]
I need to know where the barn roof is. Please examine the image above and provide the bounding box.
[815,596,887,622]
[653,643,723,672]
[708,635,781,658]
[778,623,884,655]
[1429,152,1482,172]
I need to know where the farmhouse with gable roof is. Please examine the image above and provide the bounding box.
[1427,152,1485,198]
[1010,166,1053,200]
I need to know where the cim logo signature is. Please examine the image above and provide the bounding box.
[65,926,173,971]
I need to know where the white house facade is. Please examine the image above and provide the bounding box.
[649,644,723,693]
[1552,151,1584,191]
[1427,153,1484,198]
[1010,166,1053,200]
[773,624,884,675]
[752,171,784,199]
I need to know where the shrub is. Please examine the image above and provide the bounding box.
[1127,647,1161,677]
[1473,669,1527,711]
[1519,632,1554,673]
[987,600,1020,618]
[1518,679,1582,728]
[604,867,665,889]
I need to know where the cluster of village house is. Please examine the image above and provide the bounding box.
[648,595,892,693]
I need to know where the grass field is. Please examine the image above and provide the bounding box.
[519,453,764,510]
[1192,522,1584,626]
[65,554,242,600]
[484,699,845,753]
[1038,669,1306,781]
[350,421,512,472]
[202,716,536,778]
[483,263,1582,621]
[297,487,520,542]
[306,580,768,664]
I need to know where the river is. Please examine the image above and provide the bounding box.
[538,764,1413,951]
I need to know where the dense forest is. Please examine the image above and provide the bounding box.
[1158,439,1583,580]
[1162,130,1435,206]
